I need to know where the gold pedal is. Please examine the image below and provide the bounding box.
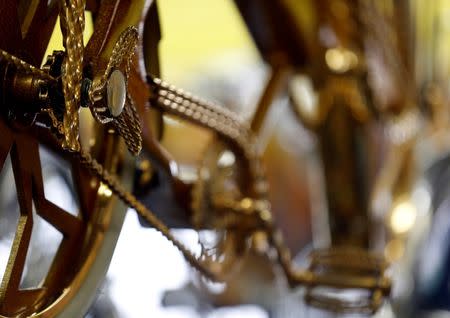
[304,247,390,314]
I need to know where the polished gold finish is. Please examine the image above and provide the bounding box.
[0,1,132,316]
[59,0,85,151]
[0,51,52,81]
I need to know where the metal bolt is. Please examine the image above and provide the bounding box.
[106,69,126,117]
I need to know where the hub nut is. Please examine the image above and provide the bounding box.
[107,69,126,117]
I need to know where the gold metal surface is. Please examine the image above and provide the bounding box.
[59,0,85,151]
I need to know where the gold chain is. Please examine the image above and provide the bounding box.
[59,0,85,151]
[149,77,267,195]
[147,77,314,284]
[76,149,223,280]
[0,51,53,80]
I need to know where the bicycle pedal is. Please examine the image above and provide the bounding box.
[304,247,390,314]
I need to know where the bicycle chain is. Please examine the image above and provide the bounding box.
[148,76,268,196]
[147,76,303,282]
[59,0,85,151]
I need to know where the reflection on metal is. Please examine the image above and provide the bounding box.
[389,199,417,235]
[325,47,358,73]
[98,183,113,198]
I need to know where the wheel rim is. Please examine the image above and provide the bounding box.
[0,113,129,317]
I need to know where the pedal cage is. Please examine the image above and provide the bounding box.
[304,247,390,314]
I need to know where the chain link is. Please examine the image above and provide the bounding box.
[77,149,223,281]
[148,77,268,195]
[147,76,307,283]
[59,0,85,151]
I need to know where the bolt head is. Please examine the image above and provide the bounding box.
[107,69,126,117]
